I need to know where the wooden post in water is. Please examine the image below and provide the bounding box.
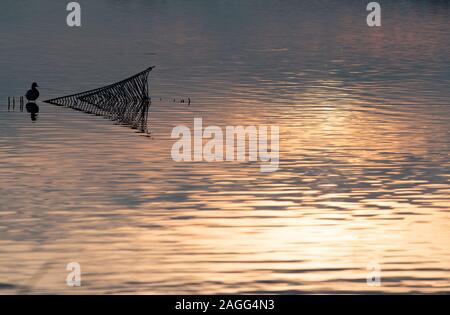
[12,97,15,111]
[8,97,10,111]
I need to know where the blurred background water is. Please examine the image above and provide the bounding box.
[0,0,449,294]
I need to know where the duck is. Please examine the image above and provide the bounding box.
[26,82,40,102]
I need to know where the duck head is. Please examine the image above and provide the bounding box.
[32,82,39,89]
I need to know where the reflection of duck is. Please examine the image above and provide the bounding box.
[26,102,39,121]
[26,82,39,102]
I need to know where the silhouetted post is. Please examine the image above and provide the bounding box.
[13,97,15,111]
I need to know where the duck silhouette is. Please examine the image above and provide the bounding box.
[25,82,39,102]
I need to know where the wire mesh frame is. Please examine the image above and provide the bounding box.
[43,66,155,133]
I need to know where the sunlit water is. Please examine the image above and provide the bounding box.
[1,0,449,294]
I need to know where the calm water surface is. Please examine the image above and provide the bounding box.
[0,0,449,293]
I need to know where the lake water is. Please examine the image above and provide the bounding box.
[0,0,449,294]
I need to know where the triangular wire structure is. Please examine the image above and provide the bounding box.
[44,66,155,133]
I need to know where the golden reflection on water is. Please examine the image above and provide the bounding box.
[1,90,449,294]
